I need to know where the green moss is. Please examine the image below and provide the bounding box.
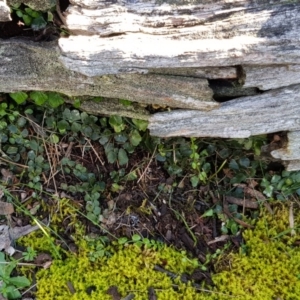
[20,201,300,299]
[34,244,202,299]
[209,203,300,300]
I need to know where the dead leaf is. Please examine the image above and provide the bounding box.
[34,253,52,265]
[107,286,121,300]
[244,187,266,200]
[225,196,258,209]
[0,225,14,254]
[0,201,14,215]
[10,224,39,240]
[207,235,230,245]
[43,261,52,269]
[1,168,15,184]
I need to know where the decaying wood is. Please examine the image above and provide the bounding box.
[0,40,216,112]
[2,0,300,169]
[244,65,300,91]
[0,0,10,21]
[271,131,300,161]
[283,160,300,172]
[59,1,300,77]
[149,85,300,138]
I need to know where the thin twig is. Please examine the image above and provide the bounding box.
[86,138,104,165]
[0,157,28,169]
[137,145,157,184]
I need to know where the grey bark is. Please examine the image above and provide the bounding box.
[148,85,300,138]
[0,0,10,21]
[7,0,55,11]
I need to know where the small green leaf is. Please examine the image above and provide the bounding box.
[73,98,81,108]
[129,129,142,146]
[57,120,69,133]
[201,209,214,218]
[132,119,148,131]
[118,148,128,166]
[5,285,22,300]
[71,122,81,133]
[30,91,48,106]
[16,10,23,17]
[47,92,64,108]
[229,159,239,170]
[132,234,141,242]
[263,185,274,197]
[50,134,59,144]
[107,150,117,164]
[109,115,125,133]
[9,92,28,104]
[114,134,128,143]
[17,117,26,127]
[25,8,40,18]
[118,237,128,245]
[119,99,132,106]
[190,175,199,187]
[47,11,54,22]
[9,276,30,288]
[31,16,47,31]
[22,14,32,26]
[239,157,250,168]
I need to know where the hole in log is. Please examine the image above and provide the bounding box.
[208,79,261,102]
[60,0,70,12]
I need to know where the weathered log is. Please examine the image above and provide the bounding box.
[271,131,300,161]
[0,0,10,21]
[0,39,216,111]
[148,85,300,138]
[59,0,300,76]
[243,65,300,91]
[2,0,300,169]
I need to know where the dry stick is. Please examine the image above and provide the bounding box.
[42,138,58,194]
[289,202,295,236]
[22,283,37,297]
[137,145,157,184]
[86,138,105,165]
[0,157,28,169]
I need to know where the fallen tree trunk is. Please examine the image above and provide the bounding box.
[1,0,300,169]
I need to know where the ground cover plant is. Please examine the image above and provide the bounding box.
[0,91,299,299]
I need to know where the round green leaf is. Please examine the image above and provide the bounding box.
[30,91,48,106]
[9,92,28,104]
[129,129,142,146]
[118,148,128,166]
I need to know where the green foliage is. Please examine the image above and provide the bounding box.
[261,170,300,200]
[0,252,30,300]
[9,91,64,108]
[84,192,101,223]
[22,247,37,262]
[117,235,165,251]
[10,4,52,31]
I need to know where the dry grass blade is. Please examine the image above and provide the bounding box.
[85,138,104,165]
[137,145,157,184]
[289,202,295,236]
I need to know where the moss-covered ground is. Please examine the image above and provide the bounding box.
[0,92,299,299]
